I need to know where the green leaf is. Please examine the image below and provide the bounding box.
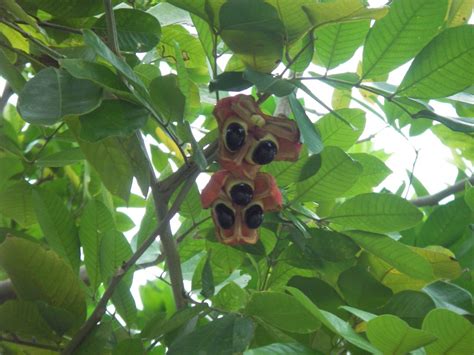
[150,75,185,124]
[381,290,436,328]
[243,70,295,97]
[94,9,161,52]
[345,230,434,281]
[340,306,377,322]
[345,153,391,196]
[315,108,366,151]
[447,0,473,27]
[60,59,133,100]
[303,0,388,28]
[418,197,471,247]
[423,281,473,315]
[200,253,215,298]
[286,287,380,354]
[79,200,115,291]
[432,124,474,161]
[191,13,215,73]
[308,229,359,262]
[397,25,474,99]
[338,266,393,310]
[422,309,474,354]
[245,291,321,334]
[0,300,55,339]
[32,188,80,271]
[0,237,86,324]
[288,93,323,155]
[285,33,314,73]
[69,119,142,201]
[212,282,249,312]
[112,281,137,326]
[19,0,117,18]
[167,314,255,355]
[367,315,437,354]
[362,0,449,79]
[0,48,26,94]
[413,109,474,133]
[36,148,84,167]
[329,193,423,233]
[209,71,252,92]
[142,304,208,339]
[219,0,285,72]
[293,147,362,203]
[314,20,370,70]
[0,181,36,226]
[18,68,102,125]
[79,100,148,142]
[244,343,318,355]
[99,231,133,284]
[113,339,145,355]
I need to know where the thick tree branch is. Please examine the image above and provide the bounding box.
[411,176,474,207]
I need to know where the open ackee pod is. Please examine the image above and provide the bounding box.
[214,95,302,179]
[201,170,282,245]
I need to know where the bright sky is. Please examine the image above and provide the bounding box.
[0,0,472,314]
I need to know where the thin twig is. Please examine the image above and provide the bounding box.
[31,122,65,162]
[411,176,474,206]
[0,42,46,69]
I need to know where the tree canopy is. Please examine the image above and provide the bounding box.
[0,0,473,354]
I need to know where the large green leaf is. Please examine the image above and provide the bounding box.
[149,74,185,123]
[345,153,391,196]
[308,229,359,262]
[315,108,366,151]
[79,100,148,142]
[417,197,471,247]
[245,291,321,334]
[345,230,434,281]
[329,193,423,233]
[60,59,133,100]
[397,25,474,99]
[243,70,295,97]
[423,281,473,315]
[99,231,133,284]
[292,146,362,203]
[0,300,55,339]
[338,266,393,310]
[79,200,115,292]
[18,68,102,125]
[381,291,436,328]
[212,282,249,312]
[303,0,388,29]
[0,237,86,324]
[287,287,380,354]
[20,0,118,18]
[288,93,323,155]
[314,20,370,70]
[244,343,317,355]
[36,148,84,167]
[0,180,36,226]
[367,315,437,354]
[32,188,80,271]
[219,0,285,72]
[422,309,474,354]
[94,9,161,52]
[167,314,255,355]
[362,0,449,79]
[263,153,321,187]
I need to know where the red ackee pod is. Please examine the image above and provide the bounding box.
[213,95,302,179]
[201,170,283,245]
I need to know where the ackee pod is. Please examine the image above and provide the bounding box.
[214,203,235,229]
[244,204,264,229]
[229,182,253,206]
[246,134,278,165]
[223,119,247,152]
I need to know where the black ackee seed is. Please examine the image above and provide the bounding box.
[215,203,235,229]
[252,140,277,165]
[225,122,246,151]
[230,183,253,206]
[245,205,264,229]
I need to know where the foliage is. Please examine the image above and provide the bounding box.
[0,0,473,354]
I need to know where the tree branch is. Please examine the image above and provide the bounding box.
[410,176,473,207]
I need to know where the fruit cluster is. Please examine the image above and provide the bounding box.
[200,95,301,244]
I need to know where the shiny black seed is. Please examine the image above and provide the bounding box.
[230,183,253,206]
[215,203,235,229]
[252,140,277,165]
[225,123,246,151]
[245,204,264,229]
